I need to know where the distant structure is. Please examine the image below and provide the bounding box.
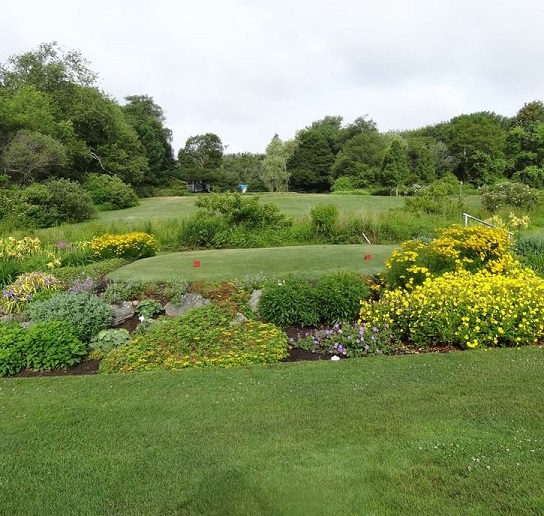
[186,180,211,193]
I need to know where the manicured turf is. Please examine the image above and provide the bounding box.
[1,348,544,515]
[96,194,406,224]
[107,244,395,282]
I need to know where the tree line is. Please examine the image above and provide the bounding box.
[2,42,544,196]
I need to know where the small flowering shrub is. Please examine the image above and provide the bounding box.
[481,181,541,213]
[297,321,396,358]
[360,267,544,349]
[100,304,288,373]
[90,232,159,261]
[28,292,113,342]
[0,272,63,314]
[383,225,513,289]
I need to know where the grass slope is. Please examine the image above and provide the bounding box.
[107,244,395,282]
[1,348,543,515]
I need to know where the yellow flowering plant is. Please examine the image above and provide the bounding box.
[89,232,160,261]
[382,225,513,290]
[0,271,63,314]
[360,266,544,349]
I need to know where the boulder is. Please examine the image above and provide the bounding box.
[164,293,210,317]
[248,289,262,313]
[111,302,136,327]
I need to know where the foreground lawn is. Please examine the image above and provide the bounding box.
[107,244,395,282]
[1,348,543,515]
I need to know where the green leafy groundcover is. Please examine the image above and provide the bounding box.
[100,304,288,373]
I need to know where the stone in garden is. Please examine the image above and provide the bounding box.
[111,302,136,327]
[164,293,210,316]
[249,289,262,313]
[230,312,249,326]
[0,313,28,325]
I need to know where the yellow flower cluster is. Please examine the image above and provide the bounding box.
[383,225,513,289]
[360,266,544,349]
[89,232,159,260]
[486,213,530,231]
[0,236,42,260]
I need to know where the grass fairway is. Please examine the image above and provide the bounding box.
[96,194,406,224]
[1,348,544,515]
[107,244,395,282]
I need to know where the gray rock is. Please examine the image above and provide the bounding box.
[230,312,249,326]
[111,302,136,327]
[248,289,262,313]
[164,293,210,316]
[0,313,28,325]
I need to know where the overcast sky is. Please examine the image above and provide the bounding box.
[2,0,544,154]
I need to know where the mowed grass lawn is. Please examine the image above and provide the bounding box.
[1,348,544,515]
[96,194,406,224]
[107,244,395,282]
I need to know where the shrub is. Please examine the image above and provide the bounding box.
[259,276,319,327]
[90,232,159,260]
[52,258,127,284]
[314,271,370,323]
[360,267,544,349]
[28,292,113,342]
[194,193,290,229]
[382,225,513,290]
[0,323,27,376]
[310,203,338,239]
[100,305,288,373]
[23,321,86,371]
[15,179,96,228]
[179,215,228,248]
[481,182,541,213]
[102,280,145,303]
[514,234,544,276]
[83,173,139,210]
[0,271,63,314]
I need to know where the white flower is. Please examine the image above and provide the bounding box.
[138,315,145,322]
[330,355,341,361]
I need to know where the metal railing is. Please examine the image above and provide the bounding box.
[462,213,513,237]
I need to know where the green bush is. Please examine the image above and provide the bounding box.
[28,292,113,342]
[179,215,228,248]
[0,323,27,376]
[100,304,288,373]
[89,328,131,355]
[259,276,319,327]
[83,174,140,210]
[23,321,86,371]
[310,203,338,239]
[481,182,541,213]
[514,235,544,276]
[14,179,96,228]
[314,272,370,323]
[136,299,163,319]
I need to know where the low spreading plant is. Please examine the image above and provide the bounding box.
[90,232,159,260]
[360,267,544,349]
[22,321,87,371]
[0,271,63,314]
[89,328,131,359]
[100,305,288,373]
[136,299,163,319]
[102,280,145,303]
[28,292,113,342]
[297,321,396,358]
[188,280,250,315]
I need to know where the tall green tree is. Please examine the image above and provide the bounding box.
[122,95,175,186]
[178,133,225,186]
[261,135,292,192]
[381,140,411,195]
[287,130,335,192]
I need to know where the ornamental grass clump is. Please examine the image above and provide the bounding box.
[90,232,159,261]
[100,304,288,373]
[383,225,514,290]
[360,267,544,349]
[0,271,63,314]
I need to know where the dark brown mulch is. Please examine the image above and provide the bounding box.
[14,360,101,378]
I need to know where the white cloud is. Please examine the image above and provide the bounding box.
[2,0,544,153]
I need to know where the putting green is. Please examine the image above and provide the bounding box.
[107,244,396,282]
